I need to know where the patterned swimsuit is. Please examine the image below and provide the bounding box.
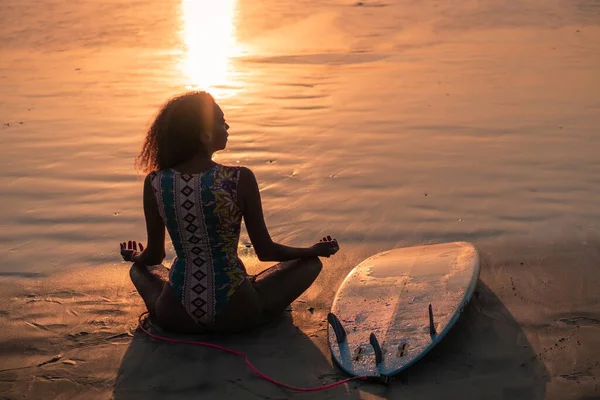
[149,164,247,326]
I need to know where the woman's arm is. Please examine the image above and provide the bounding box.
[238,167,318,262]
[133,174,167,265]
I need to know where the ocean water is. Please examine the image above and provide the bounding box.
[1,0,599,276]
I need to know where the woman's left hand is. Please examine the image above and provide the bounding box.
[120,240,144,262]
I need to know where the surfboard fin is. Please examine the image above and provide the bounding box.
[369,333,383,365]
[327,312,347,343]
[428,303,437,337]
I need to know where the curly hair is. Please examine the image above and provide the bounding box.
[136,91,216,173]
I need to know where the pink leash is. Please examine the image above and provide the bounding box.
[136,312,368,392]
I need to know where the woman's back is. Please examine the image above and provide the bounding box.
[149,163,246,325]
[121,91,338,334]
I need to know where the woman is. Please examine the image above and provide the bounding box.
[119,91,339,334]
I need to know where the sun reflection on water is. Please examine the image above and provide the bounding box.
[179,0,240,96]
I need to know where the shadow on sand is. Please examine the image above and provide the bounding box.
[357,281,549,399]
[113,311,351,399]
[114,280,548,400]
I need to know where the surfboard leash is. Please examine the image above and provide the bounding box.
[136,312,374,392]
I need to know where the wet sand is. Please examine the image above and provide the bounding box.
[1,0,600,398]
[1,236,600,399]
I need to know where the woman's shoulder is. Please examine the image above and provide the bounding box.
[216,162,244,170]
[142,170,168,189]
[214,165,258,195]
[216,164,254,178]
[144,170,161,181]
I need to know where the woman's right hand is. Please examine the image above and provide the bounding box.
[310,236,340,258]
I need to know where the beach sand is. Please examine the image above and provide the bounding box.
[1,0,600,398]
[1,237,600,399]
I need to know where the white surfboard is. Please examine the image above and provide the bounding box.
[327,242,480,378]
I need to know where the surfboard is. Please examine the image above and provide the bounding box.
[327,242,480,378]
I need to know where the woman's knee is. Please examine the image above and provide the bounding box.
[301,256,323,277]
[129,262,142,285]
[129,262,159,290]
